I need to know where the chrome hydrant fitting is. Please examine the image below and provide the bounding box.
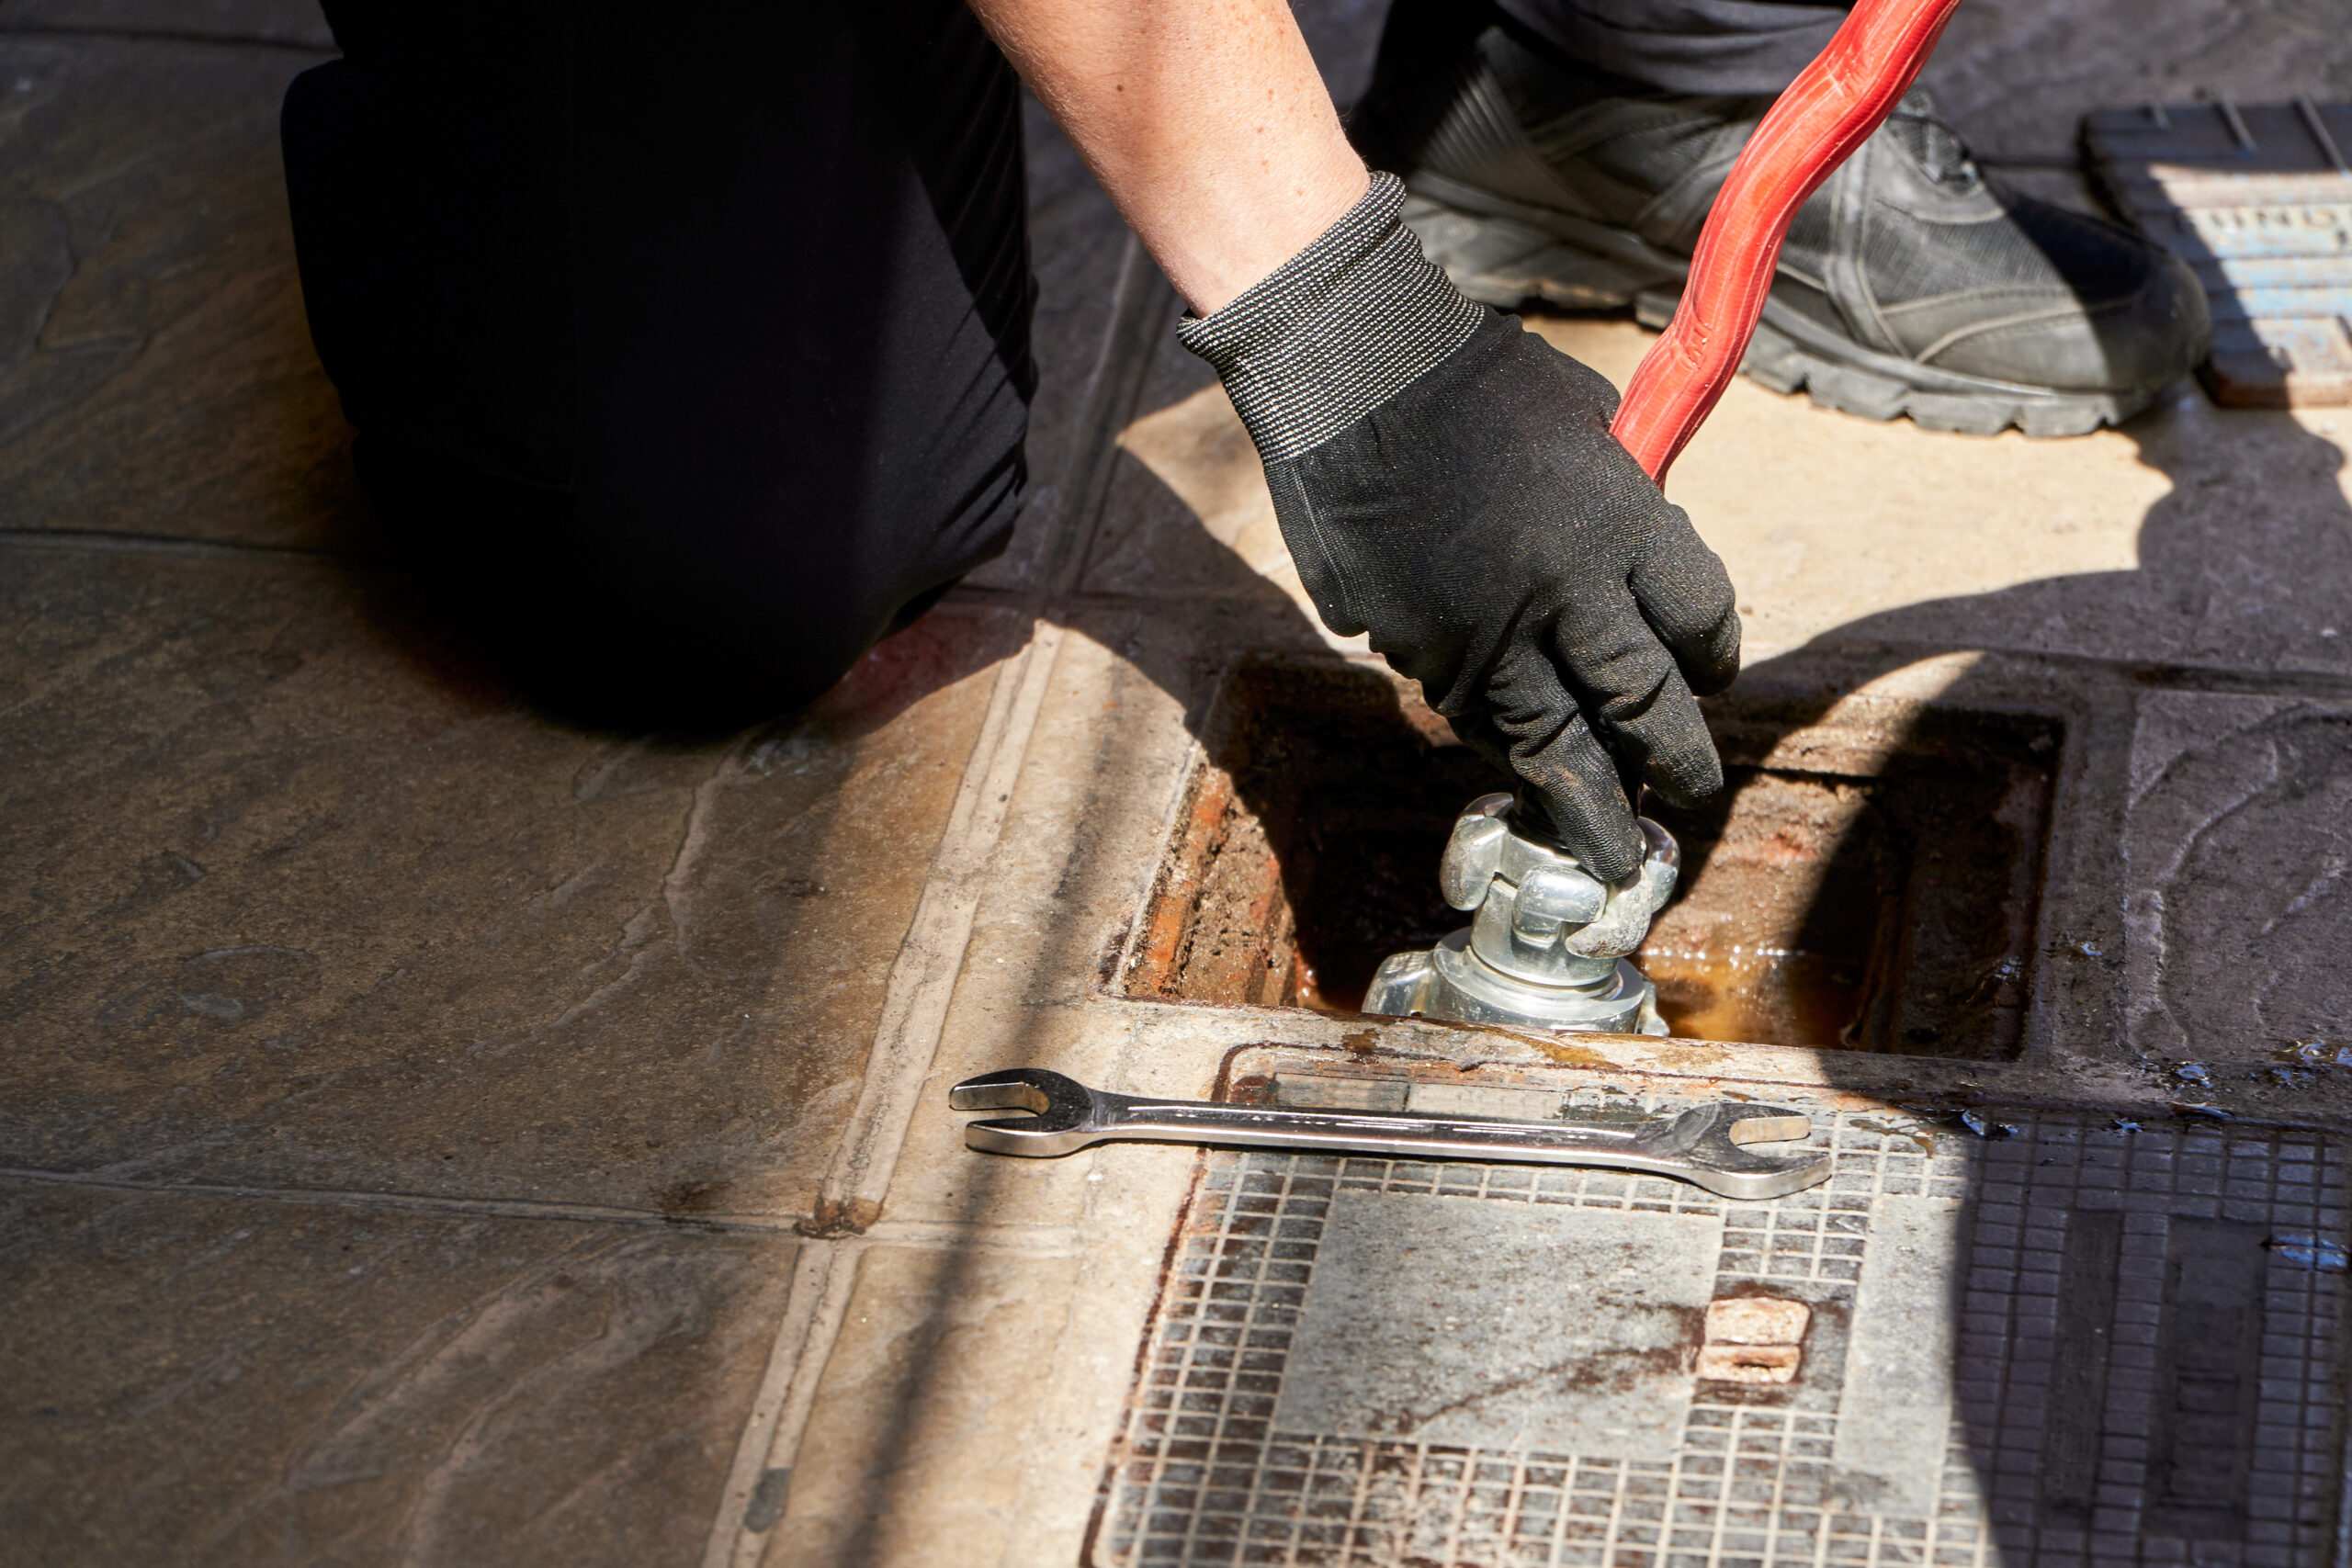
[1363,793,1677,1035]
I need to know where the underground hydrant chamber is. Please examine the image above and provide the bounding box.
[1117,660,2058,1059]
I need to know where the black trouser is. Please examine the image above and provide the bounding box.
[1498,0,1851,95]
[281,1,1837,718]
[284,0,1035,717]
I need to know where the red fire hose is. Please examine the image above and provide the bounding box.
[1607,0,1966,483]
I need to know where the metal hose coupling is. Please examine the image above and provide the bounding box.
[1363,793,1678,1035]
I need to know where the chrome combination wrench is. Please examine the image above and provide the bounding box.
[948,1069,1831,1200]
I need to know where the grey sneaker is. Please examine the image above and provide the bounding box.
[1354,11,2211,436]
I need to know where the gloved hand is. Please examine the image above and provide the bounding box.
[1180,173,1740,885]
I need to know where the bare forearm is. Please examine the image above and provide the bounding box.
[967,0,1369,314]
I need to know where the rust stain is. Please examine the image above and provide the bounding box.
[1697,1343,1802,1382]
[1125,764,1238,998]
[796,1195,880,1238]
[653,1178,735,1217]
[1227,1072,1276,1105]
[1093,918,1132,988]
[1694,1290,1815,1388]
[1528,1038,1614,1068]
[1382,1303,1708,1437]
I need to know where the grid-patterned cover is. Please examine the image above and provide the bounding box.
[2084,99,2352,406]
[1092,1094,2349,1568]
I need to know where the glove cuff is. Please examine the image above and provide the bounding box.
[1176,172,1486,465]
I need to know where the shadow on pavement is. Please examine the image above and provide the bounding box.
[794,375,2352,1559]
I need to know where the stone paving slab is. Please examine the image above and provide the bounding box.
[2124,691,2352,1064]
[0,34,366,551]
[1094,313,2352,678]
[0,1178,796,1567]
[1920,0,2352,160]
[760,1225,1183,1568]
[876,617,1206,1231]
[0,542,1019,1214]
[763,1245,1090,1567]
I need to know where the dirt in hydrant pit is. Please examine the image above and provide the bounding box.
[1123,660,2056,1059]
[1122,661,1501,1013]
[1642,738,2051,1056]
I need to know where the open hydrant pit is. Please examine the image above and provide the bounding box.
[1119,660,2058,1058]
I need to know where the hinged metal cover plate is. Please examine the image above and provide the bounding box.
[2085,99,2352,406]
[1091,1047,2350,1567]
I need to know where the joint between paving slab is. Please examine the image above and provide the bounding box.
[0,1167,1087,1256]
[0,527,389,565]
[697,233,1181,1568]
[702,1240,860,1568]
[1830,638,2352,697]
[0,1164,811,1234]
[0,23,336,54]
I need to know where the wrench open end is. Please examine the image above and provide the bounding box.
[946,1067,1057,1114]
[948,1069,1101,1156]
[1723,1111,1815,1146]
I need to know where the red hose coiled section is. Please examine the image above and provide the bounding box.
[1608,0,1965,482]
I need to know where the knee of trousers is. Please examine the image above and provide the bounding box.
[356,438,1021,724]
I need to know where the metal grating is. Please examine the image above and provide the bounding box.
[2083,99,2352,406]
[1094,1097,2349,1568]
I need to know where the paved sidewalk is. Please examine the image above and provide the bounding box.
[3,3,2348,1566]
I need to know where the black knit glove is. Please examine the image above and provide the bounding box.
[1180,174,1740,884]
